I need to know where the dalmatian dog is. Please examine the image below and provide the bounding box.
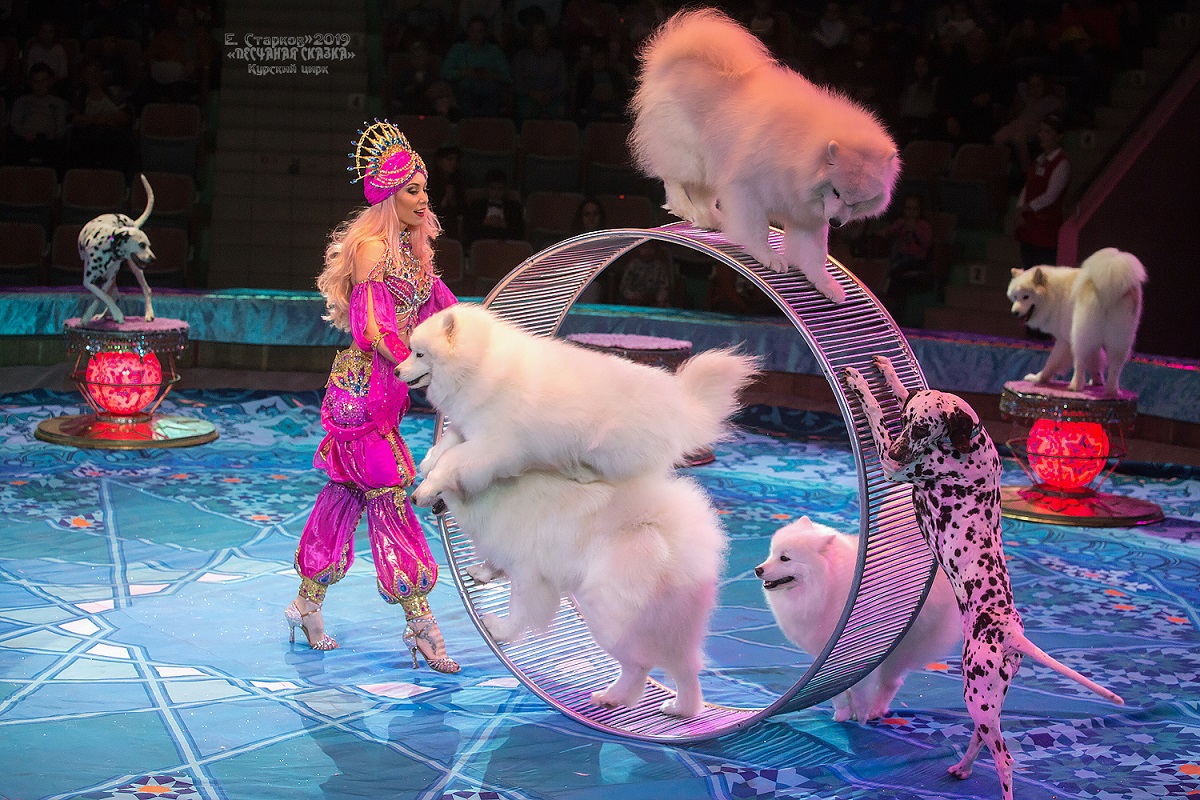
[842,355,1124,800]
[79,173,156,325]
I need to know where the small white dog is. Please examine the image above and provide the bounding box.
[756,516,961,722]
[629,8,901,304]
[441,467,727,718]
[1007,247,1146,397]
[395,304,758,507]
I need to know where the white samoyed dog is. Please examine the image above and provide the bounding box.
[1007,247,1146,397]
[629,8,901,304]
[394,303,758,507]
[756,516,961,722]
[438,467,727,718]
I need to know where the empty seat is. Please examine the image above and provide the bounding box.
[0,221,47,285]
[49,224,86,285]
[598,193,656,229]
[61,168,126,225]
[433,236,466,294]
[458,116,518,188]
[390,114,452,154]
[139,103,201,175]
[520,119,581,194]
[525,190,584,249]
[582,121,641,196]
[468,238,533,295]
[0,165,57,233]
[131,171,196,232]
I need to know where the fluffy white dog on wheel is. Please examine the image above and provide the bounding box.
[629,8,900,304]
[1006,247,1146,397]
[396,303,758,507]
[439,468,727,718]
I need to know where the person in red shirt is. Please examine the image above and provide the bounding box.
[1015,115,1071,267]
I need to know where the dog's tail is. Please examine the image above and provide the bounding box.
[637,8,772,80]
[1012,633,1125,705]
[132,174,155,228]
[1074,247,1146,308]
[676,349,760,451]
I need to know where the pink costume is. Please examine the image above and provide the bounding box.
[295,230,457,619]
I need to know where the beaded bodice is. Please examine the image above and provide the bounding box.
[366,231,434,336]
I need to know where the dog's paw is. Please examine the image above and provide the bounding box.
[832,705,854,722]
[804,269,846,304]
[660,697,701,718]
[481,612,520,643]
[761,253,789,273]
[871,355,895,376]
[947,760,974,781]
[410,480,439,508]
[842,366,870,399]
[1024,372,1046,383]
[590,689,623,709]
[466,560,505,585]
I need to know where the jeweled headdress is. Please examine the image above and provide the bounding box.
[348,119,427,206]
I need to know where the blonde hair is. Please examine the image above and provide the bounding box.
[317,191,442,331]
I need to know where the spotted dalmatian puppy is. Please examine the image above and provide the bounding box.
[79,174,156,325]
[842,355,1123,800]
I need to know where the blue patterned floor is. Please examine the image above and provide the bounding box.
[1,389,1199,800]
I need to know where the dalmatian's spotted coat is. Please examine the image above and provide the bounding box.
[79,173,156,325]
[842,355,1123,800]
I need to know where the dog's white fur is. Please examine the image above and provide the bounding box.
[629,8,900,304]
[437,467,726,718]
[395,303,758,507]
[78,174,156,324]
[756,516,961,722]
[1007,247,1146,397]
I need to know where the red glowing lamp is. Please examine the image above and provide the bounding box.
[84,350,163,416]
[1026,418,1110,490]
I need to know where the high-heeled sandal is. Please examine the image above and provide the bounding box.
[285,601,338,651]
[403,616,460,673]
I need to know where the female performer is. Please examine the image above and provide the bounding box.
[286,121,460,673]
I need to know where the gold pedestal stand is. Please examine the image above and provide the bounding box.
[34,318,218,450]
[999,380,1162,527]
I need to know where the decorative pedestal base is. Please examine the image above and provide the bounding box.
[36,413,218,449]
[1001,485,1165,527]
[999,380,1163,527]
[35,317,218,450]
[565,332,714,467]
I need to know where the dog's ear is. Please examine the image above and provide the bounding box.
[1031,267,1046,287]
[827,140,839,164]
[818,533,838,556]
[946,407,976,452]
[1010,267,1023,278]
[441,311,456,346]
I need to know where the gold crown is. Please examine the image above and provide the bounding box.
[347,119,426,191]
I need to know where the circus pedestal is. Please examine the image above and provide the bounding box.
[566,332,715,467]
[999,380,1162,527]
[34,318,218,450]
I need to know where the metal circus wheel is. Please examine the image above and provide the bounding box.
[435,221,936,743]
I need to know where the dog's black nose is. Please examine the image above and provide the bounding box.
[829,217,843,229]
[753,565,764,577]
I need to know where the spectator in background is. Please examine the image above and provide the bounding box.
[880,193,935,303]
[895,53,940,144]
[745,0,786,52]
[69,58,134,171]
[811,2,851,53]
[93,29,138,105]
[573,197,607,303]
[1014,115,1071,267]
[386,39,440,117]
[463,168,525,246]
[144,5,213,103]
[511,22,568,122]
[440,15,510,117]
[425,80,461,122]
[617,240,675,307]
[938,28,1001,144]
[10,63,68,170]
[428,145,465,237]
[572,42,629,125]
[25,19,69,86]
[993,71,1063,173]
